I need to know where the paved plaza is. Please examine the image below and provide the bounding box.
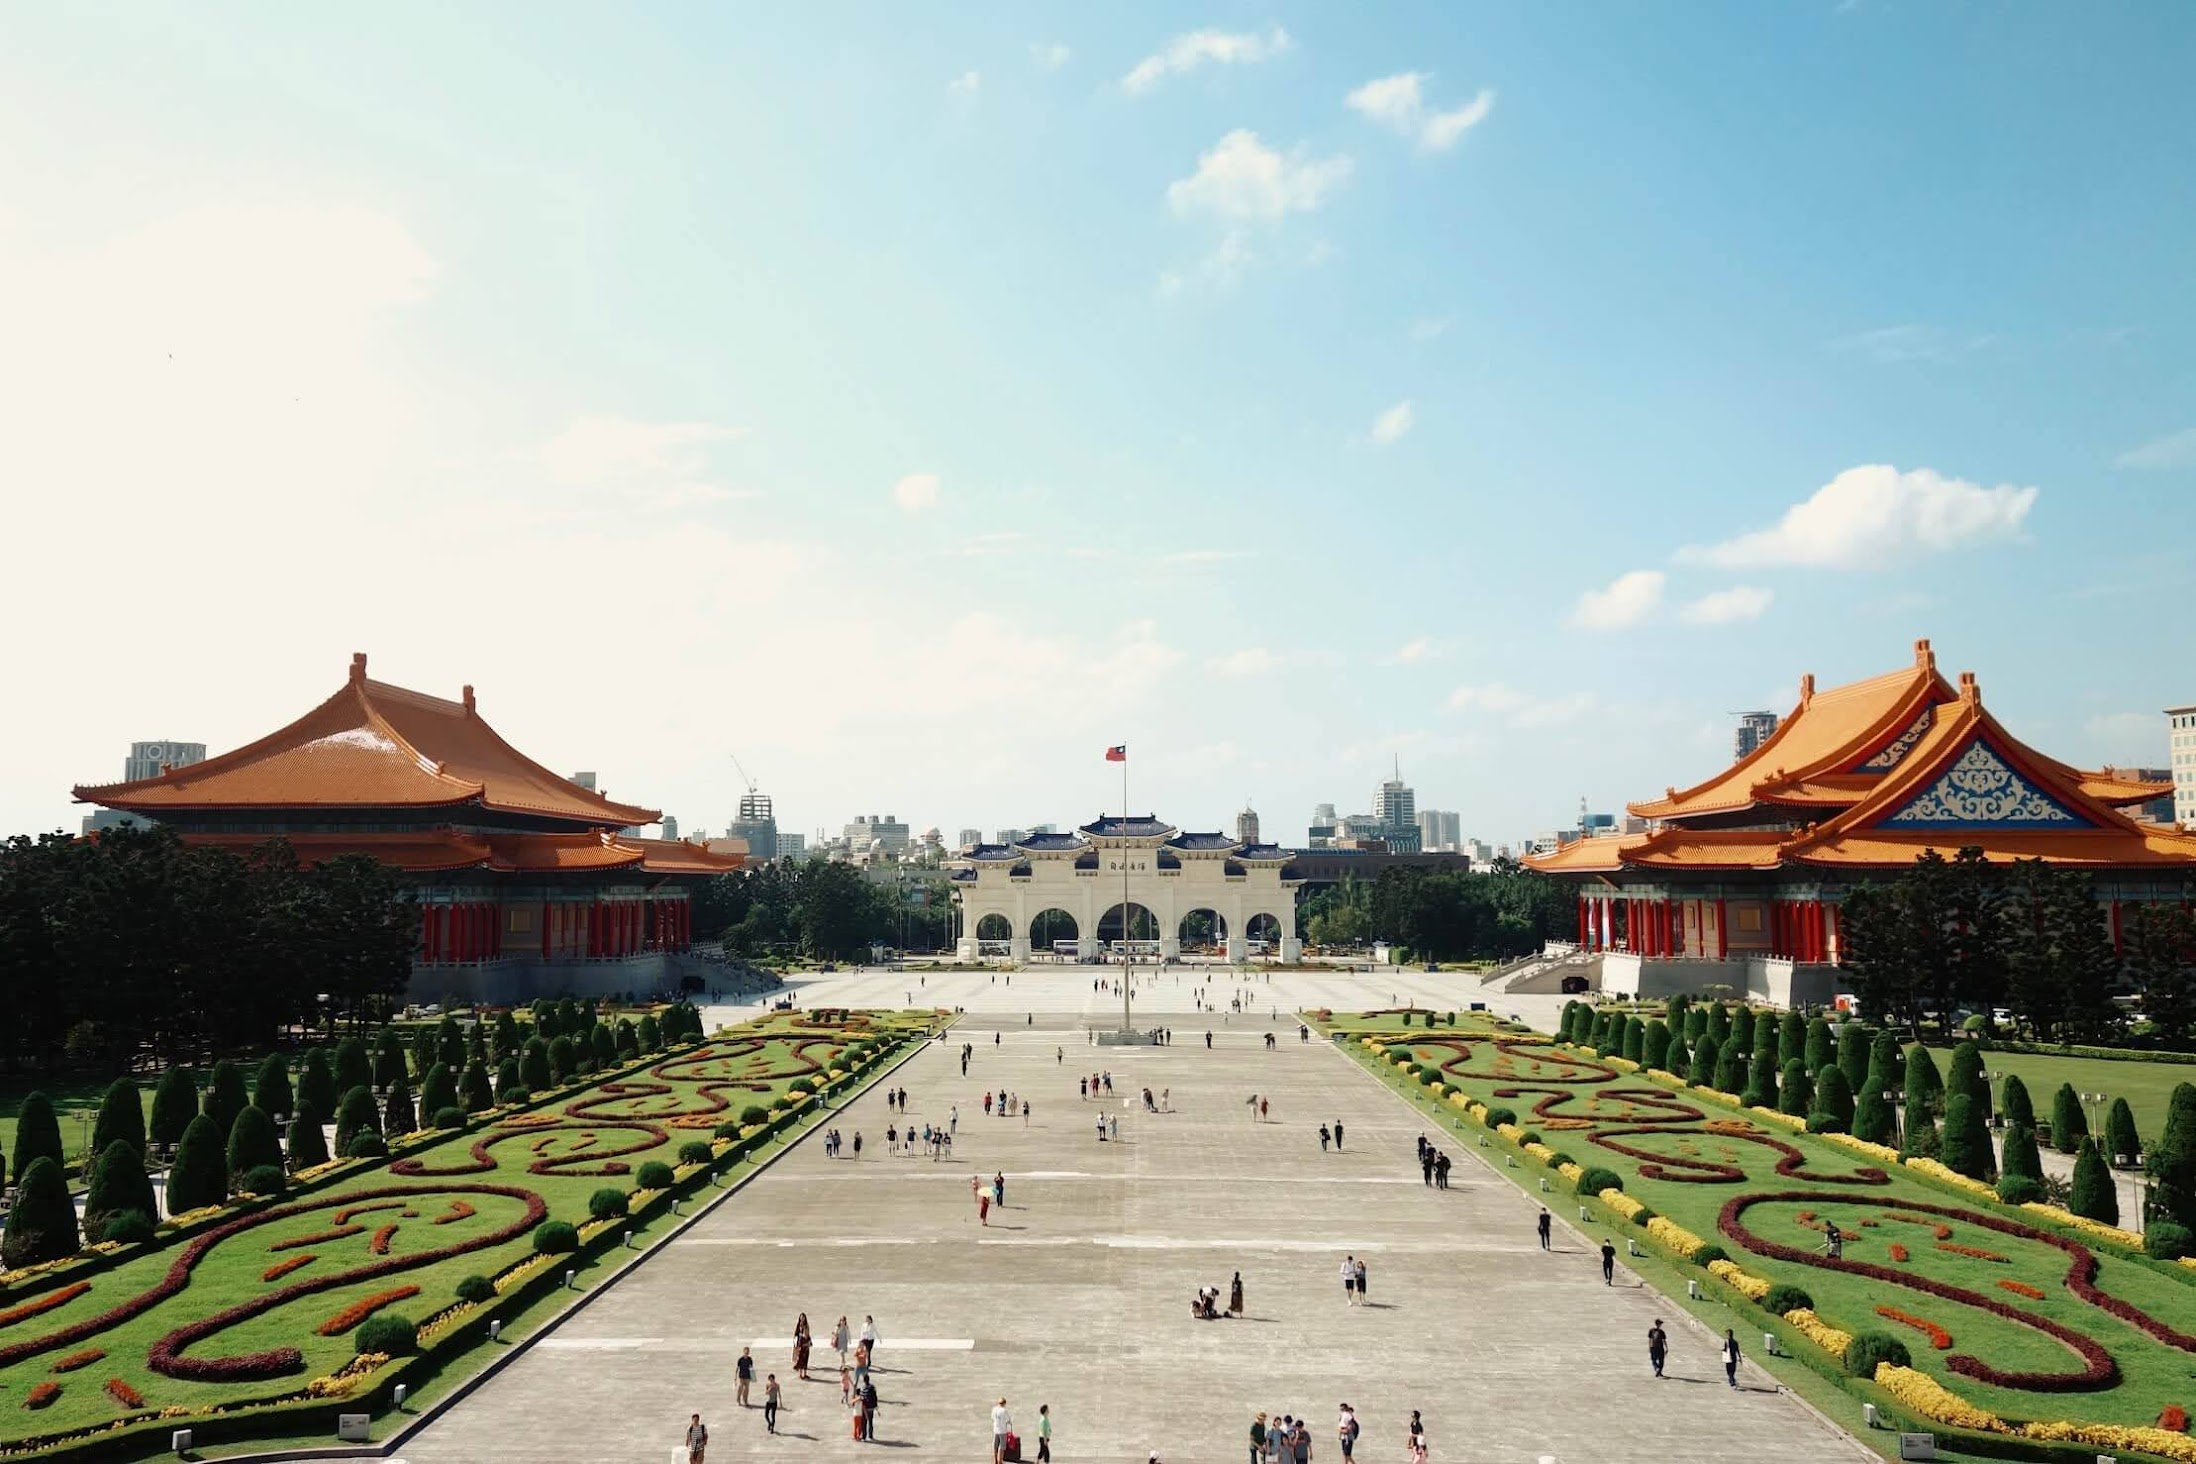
[379,971,1867,1464]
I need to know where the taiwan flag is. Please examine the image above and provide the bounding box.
[1105,744,1127,762]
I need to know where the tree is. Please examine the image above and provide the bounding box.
[287,1100,329,1170]
[2,1157,78,1265]
[614,1018,640,1061]
[1642,1020,1670,1071]
[1901,1047,1943,1159]
[461,1059,494,1113]
[419,1063,457,1120]
[2146,1082,2196,1231]
[149,1068,198,1150]
[299,1048,338,1121]
[1743,1048,1778,1110]
[373,1030,407,1089]
[1837,1023,1870,1096]
[1999,861,2118,1043]
[2105,1097,2140,1166]
[495,1057,525,1102]
[1685,1005,1708,1044]
[333,1085,380,1155]
[12,1091,64,1181]
[2001,1073,2035,1131]
[1688,1035,1719,1087]
[494,1011,523,1060]
[637,1014,662,1053]
[333,1037,371,1097]
[466,1022,488,1065]
[382,1074,416,1136]
[203,1060,249,1138]
[590,1024,618,1071]
[1664,1032,1690,1078]
[91,1078,146,1160]
[1706,1004,1731,1049]
[1811,1066,1855,1133]
[520,1038,552,1092]
[1804,1017,1834,1077]
[226,1106,283,1189]
[1999,1120,2043,1185]
[2050,1083,2087,1154]
[1778,1012,1805,1068]
[1854,1082,1896,1147]
[1946,1042,1989,1117]
[166,1114,227,1216]
[1729,1007,1756,1063]
[1941,1092,1995,1181]
[83,1140,157,1238]
[548,1036,578,1084]
[253,1055,294,1118]
[410,1024,439,1080]
[1779,1059,1813,1118]
[2069,1137,2118,1225]
[1713,1039,1745,1095]
[2125,903,2196,1048]
[437,1015,466,1071]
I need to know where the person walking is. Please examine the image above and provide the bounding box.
[1340,1255,1357,1307]
[1353,1256,1368,1304]
[1421,1148,1435,1186]
[852,1130,863,1159]
[1407,1410,1424,1462]
[1320,1123,1332,1152]
[1600,1238,1616,1285]
[992,1398,1014,1464]
[1333,1119,1344,1149]
[833,1315,851,1366]
[1081,1076,1088,1100]
[1035,1403,1053,1462]
[1648,1319,1669,1378]
[1249,1411,1268,1464]
[793,1313,812,1380]
[1537,1208,1552,1249]
[1722,1329,1741,1387]
[1259,1096,1270,1121]
[762,1374,782,1434]
[861,1315,879,1361]
[684,1412,709,1464]
[1337,1404,1360,1463]
[735,1346,754,1407]
[860,1376,879,1441]
[1434,1152,1451,1190]
[1229,1270,1244,1316]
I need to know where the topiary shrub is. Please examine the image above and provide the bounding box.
[226,1105,284,1189]
[1483,1107,1517,1129]
[1689,1035,1720,1088]
[241,1163,287,1197]
[91,1077,147,1159]
[1385,1044,1414,1063]
[1810,1066,1855,1134]
[287,1100,329,1171]
[149,1068,200,1151]
[334,1085,380,1155]
[1844,1331,1912,1377]
[433,1106,467,1130]
[636,1160,675,1190]
[1941,1092,1996,1182]
[456,1274,496,1304]
[714,1120,743,1140]
[588,1187,629,1220]
[2050,1082,2087,1154]
[461,1060,494,1114]
[547,1036,578,1084]
[166,1114,227,1216]
[2143,1220,2193,1261]
[344,1131,389,1160]
[203,1061,249,1140]
[1995,1174,2046,1206]
[1546,1151,1576,1169]
[2105,1097,2141,1166]
[1574,1166,1622,1196]
[1779,1059,1812,1117]
[1630,1205,1656,1227]
[1692,1243,1728,1268]
[2070,1137,2117,1225]
[678,1141,714,1166]
[1761,1283,1814,1317]
[533,1220,579,1254]
[520,1038,553,1092]
[356,1313,418,1356]
[1,1157,79,1266]
[740,1104,771,1127]
[253,1054,294,1120]
[420,1063,457,1120]
[83,1139,157,1238]
[10,1092,62,1181]
[101,1209,155,1246]
[382,1076,416,1137]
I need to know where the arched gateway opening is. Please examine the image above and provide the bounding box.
[1097,902,1160,955]
[1179,908,1226,953]
[1030,908,1079,958]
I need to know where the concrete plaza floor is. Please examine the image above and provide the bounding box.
[379,975,1867,1464]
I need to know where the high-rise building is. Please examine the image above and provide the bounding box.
[2169,703,2196,826]
[1415,809,1460,851]
[570,771,598,791]
[84,740,206,832]
[1307,802,1338,848]
[1734,711,1780,762]
[1373,762,1419,850]
[957,827,984,850]
[1236,803,1261,845]
[844,813,910,854]
[659,815,679,840]
[729,790,779,861]
[2114,769,2174,826]
[780,832,807,859]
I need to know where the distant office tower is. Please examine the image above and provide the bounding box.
[1416,809,1460,851]
[996,827,1028,847]
[1236,803,1261,844]
[570,771,598,791]
[958,827,984,850]
[844,814,910,854]
[2169,702,2196,826]
[1374,762,1417,849]
[660,815,679,840]
[1734,711,1780,762]
[84,741,206,832]
[730,790,779,860]
[779,832,807,858]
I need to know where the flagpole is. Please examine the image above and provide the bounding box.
[1121,748,1133,1033]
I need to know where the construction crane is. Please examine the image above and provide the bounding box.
[729,751,758,798]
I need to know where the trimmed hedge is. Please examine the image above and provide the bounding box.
[588,1187,629,1220]
[1844,1330,1912,1378]
[637,1160,676,1190]
[1761,1283,1814,1317]
[1574,1166,1622,1196]
[355,1313,418,1357]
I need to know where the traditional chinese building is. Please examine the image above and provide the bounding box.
[73,653,741,1005]
[950,816,1304,964]
[1525,640,2192,1006]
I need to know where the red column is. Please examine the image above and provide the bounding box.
[1813,901,1827,964]
[1714,898,1728,960]
[1659,901,1672,958]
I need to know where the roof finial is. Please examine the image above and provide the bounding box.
[1959,670,1979,704]
[1799,673,1814,705]
[349,652,367,685]
[462,684,476,714]
[1914,638,1934,670]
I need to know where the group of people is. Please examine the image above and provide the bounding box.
[822,1127,862,1159]
[1245,1093,1273,1120]
[1080,1072,1115,1098]
[882,1120,954,1158]
[982,1089,1028,1121]
[971,1170,1008,1223]
[1192,1271,1246,1319]
[1648,1316,1746,1387]
[1413,1134,1452,1188]
[1317,1119,1347,1151]
[1336,1253,1371,1304]
[1251,1407,1424,1464]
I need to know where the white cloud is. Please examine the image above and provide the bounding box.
[1408,316,1452,341]
[1678,585,1774,625]
[1157,231,1254,296]
[2114,427,2196,471]
[893,472,941,511]
[1345,72,1495,152]
[1446,682,1596,729]
[949,531,1028,558]
[1123,26,1291,93]
[1208,647,1283,677]
[1166,130,1351,221]
[948,70,981,95]
[536,415,749,508]
[1030,42,1070,72]
[1368,399,1415,446]
[1390,636,1440,664]
[1572,569,1665,630]
[1828,324,1993,364]
[1677,465,2039,570]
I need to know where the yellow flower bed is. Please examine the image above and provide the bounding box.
[2017,1202,2144,1250]
[1605,1056,1639,1073]
[1646,1068,1686,1085]
[1646,1216,1706,1258]
[1783,1308,1851,1359]
[1872,1364,2004,1434]
[494,1253,559,1294]
[1447,1092,1471,1112]
[1747,1105,1807,1133]
[1557,1162,1584,1184]
[417,1301,478,1346]
[1902,1156,1996,1200]
[1467,1102,1488,1121]
[2020,1421,2196,1463]
[1428,1083,1446,1098]
[291,1158,352,1183]
[1522,1142,1557,1165]
[1496,1122,1526,1143]
[1707,1259,1770,1300]
[1600,1189,1646,1222]
[2182,1256,2196,1273]
[1821,1131,1901,1166]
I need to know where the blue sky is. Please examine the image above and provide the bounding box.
[4,2,2191,847]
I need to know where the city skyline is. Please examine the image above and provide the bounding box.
[3,6,2191,844]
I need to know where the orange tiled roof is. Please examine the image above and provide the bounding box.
[483,832,645,872]
[1622,831,1791,870]
[183,830,493,872]
[1524,837,1638,873]
[75,654,661,827]
[630,836,745,875]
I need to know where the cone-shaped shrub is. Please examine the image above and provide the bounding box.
[1779,1059,1812,1117]
[2001,1074,2035,1131]
[1946,1041,1988,1113]
[1728,1007,1756,1061]
[12,1091,63,1180]
[1778,1011,1805,1067]
[1643,1020,1670,1071]
[1837,1023,1869,1095]
[1665,1033,1690,1078]
[334,1037,371,1097]
[2104,1097,2140,1167]
[1706,1004,1731,1049]
[1941,1092,1995,1182]
[83,1140,157,1238]
[637,1014,662,1052]
[91,1077,147,1159]
[1743,1048,1778,1109]
[1622,1018,1644,1065]
[297,1048,336,1120]
[1805,1017,1834,1076]
[287,1100,329,1170]
[203,1060,249,1139]
[1999,1121,2042,1186]
[1685,1005,1708,1043]
[1864,1029,1899,1093]
[548,1036,578,1083]
[149,1068,198,1149]
[437,1015,466,1071]
[2,1157,78,1266]
[166,1114,227,1216]
[382,1075,416,1136]
[590,1024,617,1071]
[253,1055,294,1119]
[1853,1082,1896,1147]
[2050,1082,2087,1154]
[2149,1082,2196,1231]
[496,1057,525,1102]
[411,1024,439,1080]
[466,1023,488,1065]
[1901,1047,1943,1158]
[334,1085,380,1155]
[531,998,558,1039]
[461,1059,494,1113]
[1688,1035,1719,1087]
[420,1063,457,1120]
[1756,1016,1780,1062]
[1811,1065,1855,1133]
[374,1030,408,1088]
[615,1019,640,1060]
[522,1038,553,1091]
[1665,993,1690,1029]
[1713,1040,1745,1095]
[2070,1137,2118,1225]
[226,1106,283,1189]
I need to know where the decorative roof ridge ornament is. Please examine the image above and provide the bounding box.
[349,651,368,685]
[1958,670,1980,705]
[461,684,476,714]
[1799,673,1815,706]
[1914,637,1934,670]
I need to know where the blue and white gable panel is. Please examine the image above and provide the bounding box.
[1878,741,2095,829]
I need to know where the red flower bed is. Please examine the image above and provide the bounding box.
[1718,1190,2121,1392]
[332,1200,404,1227]
[314,1285,420,1336]
[261,1256,314,1282]
[368,1225,398,1256]
[1876,1305,1953,1349]
[48,1348,104,1373]
[2159,1405,2188,1432]
[1590,1125,1889,1187]
[24,1382,59,1409]
[1999,1280,2046,1300]
[1936,1241,2011,1263]
[104,1377,144,1408]
[0,1283,91,1329]
[388,1119,667,1179]
[1889,1243,1910,1262]
[268,1224,362,1253]
[433,1199,476,1226]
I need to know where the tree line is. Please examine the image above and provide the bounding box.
[692,860,950,960]
[1840,848,2195,1047]
[1299,859,1575,962]
[0,824,418,1077]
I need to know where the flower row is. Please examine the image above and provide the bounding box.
[1875,1305,1953,1350]
[314,1285,420,1337]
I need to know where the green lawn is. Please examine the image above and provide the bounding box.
[1333,1018,2196,1446]
[0,1083,107,1179]
[0,1009,927,1451]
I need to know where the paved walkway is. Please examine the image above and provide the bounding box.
[376,1005,1864,1464]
